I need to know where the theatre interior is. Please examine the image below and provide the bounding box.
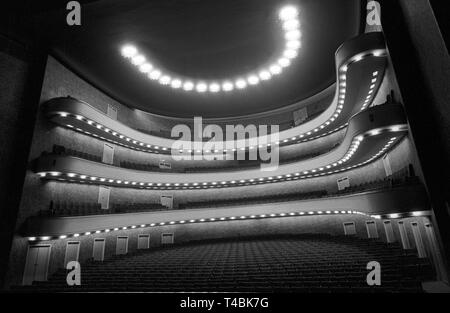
[0,0,450,293]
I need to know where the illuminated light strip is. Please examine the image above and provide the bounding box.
[361,69,382,111]
[37,129,405,190]
[285,49,387,144]
[121,6,301,94]
[57,113,169,154]
[31,209,432,242]
[28,209,378,241]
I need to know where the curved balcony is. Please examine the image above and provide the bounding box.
[43,32,387,155]
[23,183,429,239]
[35,104,408,189]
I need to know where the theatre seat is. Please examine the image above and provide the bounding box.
[14,234,434,293]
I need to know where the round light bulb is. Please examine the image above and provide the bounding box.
[196,82,207,92]
[279,6,298,21]
[121,45,137,58]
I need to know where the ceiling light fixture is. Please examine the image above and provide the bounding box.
[120,6,300,93]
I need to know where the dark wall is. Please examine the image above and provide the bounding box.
[0,34,47,288]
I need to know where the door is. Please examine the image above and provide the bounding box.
[293,107,308,126]
[425,223,448,281]
[383,220,396,243]
[337,177,350,191]
[64,241,80,267]
[93,238,105,261]
[411,222,427,258]
[116,236,128,255]
[366,220,379,239]
[22,245,51,285]
[107,104,118,120]
[98,186,110,210]
[102,143,115,164]
[343,222,356,236]
[138,234,150,249]
[397,221,411,249]
[160,195,173,209]
[161,233,174,245]
[383,154,392,177]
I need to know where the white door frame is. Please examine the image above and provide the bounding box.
[366,220,379,239]
[383,220,396,243]
[98,185,111,210]
[343,222,356,236]
[411,221,427,258]
[102,143,115,164]
[64,241,80,267]
[138,234,150,249]
[116,236,129,255]
[161,233,175,244]
[22,244,52,286]
[93,238,106,261]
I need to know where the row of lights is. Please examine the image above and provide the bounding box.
[120,6,301,93]
[58,111,344,155]
[370,211,427,220]
[27,210,368,242]
[361,70,380,111]
[37,128,404,190]
[27,209,428,242]
[61,113,169,154]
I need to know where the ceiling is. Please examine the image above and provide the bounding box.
[32,0,362,118]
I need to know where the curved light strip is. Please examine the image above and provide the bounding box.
[120,6,301,93]
[37,127,406,190]
[27,209,430,241]
[29,210,370,241]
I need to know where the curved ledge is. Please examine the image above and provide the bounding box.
[23,183,429,238]
[35,104,408,189]
[44,32,387,154]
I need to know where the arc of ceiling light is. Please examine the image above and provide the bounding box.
[120,6,301,93]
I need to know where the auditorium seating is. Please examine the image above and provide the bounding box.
[15,235,434,292]
[111,202,168,214]
[50,144,102,163]
[179,190,328,209]
[40,201,167,217]
[49,143,341,173]
[120,161,161,172]
[42,201,102,217]
[135,120,304,139]
[179,176,419,209]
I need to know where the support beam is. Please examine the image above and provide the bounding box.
[380,0,450,280]
[0,34,47,288]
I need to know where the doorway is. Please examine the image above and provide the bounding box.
[22,245,52,286]
[93,238,105,261]
[116,236,128,255]
[102,143,115,165]
[64,241,80,267]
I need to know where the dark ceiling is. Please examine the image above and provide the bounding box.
[32,0,362,118]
